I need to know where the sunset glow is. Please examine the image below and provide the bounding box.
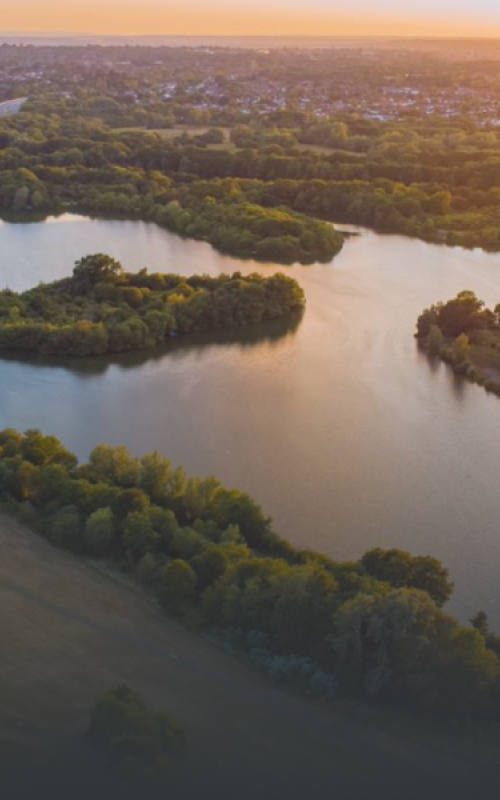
[3,0,500,37]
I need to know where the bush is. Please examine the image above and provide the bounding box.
[89,685,185,780]
[157,559,197,615]
[47,505,84,551]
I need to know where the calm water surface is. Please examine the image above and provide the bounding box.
[1,214,500,625]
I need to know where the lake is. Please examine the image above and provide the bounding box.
[1,214,500,625]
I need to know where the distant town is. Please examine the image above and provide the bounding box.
[2,43,500,126]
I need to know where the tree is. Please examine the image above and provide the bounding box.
[361,548,453,607]
[137,552,160,586]
[426,324,444,355]
[269,564,338,653]
[12,186,30,211]
[72,254,123,291]
[35,463,70,507]
[84,507,116,556]
[138,452,173,505]
[89,685,184,779]
[90,444,140,487]
[437,291,483,337]
[111,488,150,521]
[427,190,452,215]
[48,505,83,551]
[451,333,470,366]
[123,512,159,562]
[333,588,438,694]
[191,546,228,591]
[470,610,489,638]
[208,488,276,550]
[416,306,439,339]
[11,460,38,501]
[157,560,196,615]
[21,429,77,469]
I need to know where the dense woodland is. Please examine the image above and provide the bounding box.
[417,291,500,394]
[1,108,500,252]
[0,254,305,356]
[2,427,500,721]
[2,42,500,255]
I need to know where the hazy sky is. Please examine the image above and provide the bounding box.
[3,0,500,37]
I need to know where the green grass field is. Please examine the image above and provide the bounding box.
[114,125,234,148]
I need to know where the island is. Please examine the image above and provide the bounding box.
[0,254,305,356]
[417,291,500,395]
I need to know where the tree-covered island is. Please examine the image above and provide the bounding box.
[0,254,305,356]
[417,291,500,395]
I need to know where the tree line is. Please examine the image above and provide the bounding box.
[1,427,500,720]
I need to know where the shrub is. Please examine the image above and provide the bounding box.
[89,685,185,780]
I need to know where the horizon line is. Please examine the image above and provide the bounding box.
[2,32,500,42]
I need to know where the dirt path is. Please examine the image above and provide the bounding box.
[0,512,497,800]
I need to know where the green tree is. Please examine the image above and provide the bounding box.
[73,254,123,291]
[191,546,228,591]
[90,444,140,487]
[84,507,116,556]
[89,685,184,779]
[138,452,173,505]
[438,291,483,337]
[426,324,444,355]
[361,548,453,607]
[22,429,77,469]
[123,512,159,562]
[157,559,196,615]
[451,333,470,366]
[12,186,30,211]
[48,505,83,551]
[470,610,489,638]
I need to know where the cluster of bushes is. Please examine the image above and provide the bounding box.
[89,685,185,779]
[417,291,500,395]
[152,198,343,264]
[2,427,500,720]
[210,628,337,699]
[0,254,305,356]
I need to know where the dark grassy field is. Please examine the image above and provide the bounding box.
[0,512,498,800]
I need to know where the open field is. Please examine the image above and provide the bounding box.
[296,142,366,157]
[113,125,234,147]
[113,127,366,158]
[0,513,499,800]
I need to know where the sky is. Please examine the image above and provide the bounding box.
[3,0,500,38]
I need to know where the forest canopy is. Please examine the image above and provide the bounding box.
[3,43,500,259]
